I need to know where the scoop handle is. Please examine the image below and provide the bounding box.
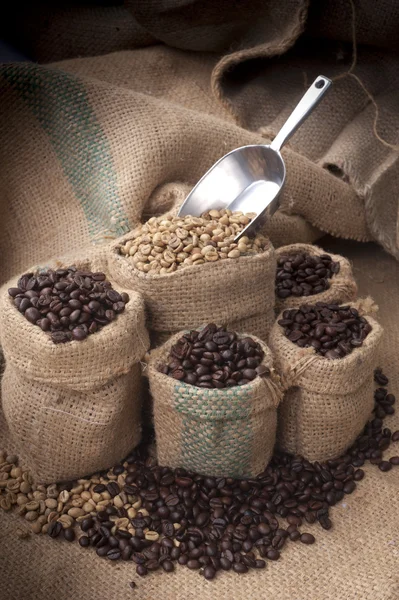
[270,75,332,152]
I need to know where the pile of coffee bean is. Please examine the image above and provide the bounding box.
[276,252,340,299]
[119,210,268,275]
[159,324,267,388]
[2,369,398,584]
[279,303,372,359]
[8,267,129,344]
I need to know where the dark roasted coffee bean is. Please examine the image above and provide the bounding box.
[96,545,110,557]
[220,557,232,570]
[162,560,174,572]
[391,430,399,442]
[353,469,365,481]
[266,549,280,560]
[136,565,148,577]
[187,559,201,570]
[107,548,121,560]
[64,527,75,542]
[107,482,120,497]
[79,535,90,547]
[343,481,356,494]
[300,533,315,545]
[233,563,248,574]
[25,307,41,323]
[389,456,399,465]
[203,565,216,580]
[47,521,62,538]
[378,461,392,472]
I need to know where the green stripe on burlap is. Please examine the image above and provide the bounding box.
[174,384,252,477]
[2,63,129,243]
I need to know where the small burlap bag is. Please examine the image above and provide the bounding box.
[148,331,282,478]
[0,275,150,484]
[108,229,276,346]
[275,243,357,311]
[269,302,383,462]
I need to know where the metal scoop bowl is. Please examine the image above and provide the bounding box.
[178,75,331,241]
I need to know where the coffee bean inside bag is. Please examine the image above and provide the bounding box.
[148,325,282,478]
[0,267,150,483]
[275,243,357,311]
[108,211,276,345]
[269,300,383,461]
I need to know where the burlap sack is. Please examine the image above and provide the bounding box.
[108,228,276,345]
[269,304,383,461]
[148,331,281,478]
[0,275,150,484]
[275,243,357,311]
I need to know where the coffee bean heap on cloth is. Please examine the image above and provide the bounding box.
[118,210,268,275]
[8,267,129,344]
[1,371,398,583]
[276,252,340,299]
[279,303,372,359]
[159,323,268,388]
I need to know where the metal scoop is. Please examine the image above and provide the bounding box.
[178,75,331,241]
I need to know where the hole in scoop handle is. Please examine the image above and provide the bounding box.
[270,75,332,153]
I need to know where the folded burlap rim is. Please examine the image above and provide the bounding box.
[148,328,283,412]
[275,243,358,311]
[0,273,149,390]
[275,297,381,393]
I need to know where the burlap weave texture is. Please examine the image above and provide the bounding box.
[0,274,150,483]
[148,331,281,478]
[269,309,383,461]
[108,230,276,345]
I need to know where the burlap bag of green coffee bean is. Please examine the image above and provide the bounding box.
[147,331,282,478]
[0,274,150,484]
[269,300,383,461]
[108,228,276,347]
[275,243,358,312]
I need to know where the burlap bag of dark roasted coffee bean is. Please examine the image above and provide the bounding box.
[108,231,276,346]
[147,331,282,477]
[275,243,358,312]
[0,273,150,484]
[269,301,383,461]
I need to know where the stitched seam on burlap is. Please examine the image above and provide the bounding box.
[1,64,130,243]
[173,384,252,477]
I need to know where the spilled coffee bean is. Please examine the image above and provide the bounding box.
[3,369,398,583]
[159,323,266,388]
[276,252,340,299]
[8,267,129,344]
[279,303,372,358]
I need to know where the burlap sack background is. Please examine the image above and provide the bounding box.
[0,0,398,597]
[275,243,357,311]
[109,229,276,345]
[0,275,150,483]
[269,307,383,461]
[2,0,399,284]
[148,331,281,478]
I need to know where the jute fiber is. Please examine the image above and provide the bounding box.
[108,229,276,345]
[0,273,150,484]
[275,243,357,311]
[269,305,383,461]
[148,331,281,478]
